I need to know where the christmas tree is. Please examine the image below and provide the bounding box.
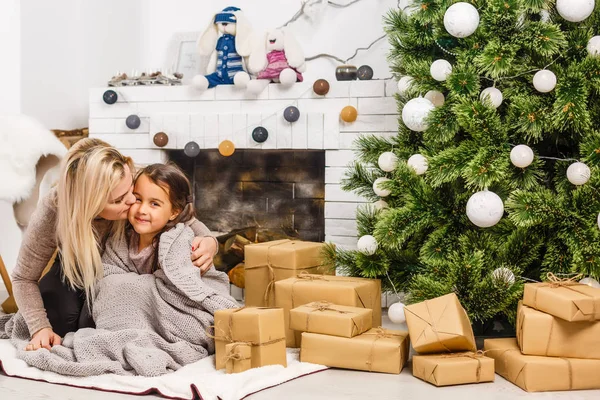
[326,0,600,328]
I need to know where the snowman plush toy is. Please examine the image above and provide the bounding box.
[192,6,253,91]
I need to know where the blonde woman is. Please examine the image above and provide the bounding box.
[11,138,218,351]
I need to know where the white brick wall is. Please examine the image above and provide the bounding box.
[89,80,399,250]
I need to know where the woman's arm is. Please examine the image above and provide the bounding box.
[187,218,218,274]
[11,189,59,336]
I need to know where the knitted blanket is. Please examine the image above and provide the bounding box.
[0,223,239,377]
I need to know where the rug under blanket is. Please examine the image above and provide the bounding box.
[0,340,327,400]
[0,223,240,376]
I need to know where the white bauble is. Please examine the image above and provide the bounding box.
[580,277,600,288]
[373,200,389,211]
[357,235,378,255]
[378,152,399,172]
[425,90,445,107]
[397,76,414,95]
[556,0,595,23]
[443,2,480,38]
[587,36,600,57]
[407,154,428,175]
[466,190,504,228]
[533,70,557,93]
[430,59,453,81]
[510,145,534,168]
[373,177,392,197]
[388,302,406,324]
[402,97,435,132]
[492,267,516,285]
[567,162,591,185]
[480,87,503,108]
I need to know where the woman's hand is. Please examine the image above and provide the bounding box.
[191,236,218,276]
[26,327,61,351]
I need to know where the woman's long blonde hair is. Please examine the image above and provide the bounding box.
[56,138,133,301]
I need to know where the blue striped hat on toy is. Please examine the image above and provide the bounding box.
[214,6,240,24]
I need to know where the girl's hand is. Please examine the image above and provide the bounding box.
[191,236,217,275]
[26,327,61,351]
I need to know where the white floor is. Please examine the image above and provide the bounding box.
[1,292,599,399]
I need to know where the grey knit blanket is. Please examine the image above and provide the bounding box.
[0,223,239,376]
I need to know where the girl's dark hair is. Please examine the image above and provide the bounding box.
[134,162,195,271]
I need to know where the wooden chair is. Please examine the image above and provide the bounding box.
[0,255,18,313]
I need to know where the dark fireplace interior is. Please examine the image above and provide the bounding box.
[170,149,326,242]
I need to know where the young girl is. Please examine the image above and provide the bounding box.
[125,162,231,292]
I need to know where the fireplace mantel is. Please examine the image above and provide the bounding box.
[89,79,400,251]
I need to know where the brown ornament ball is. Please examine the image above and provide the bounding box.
[219,140,235,157]
[313,79,330,96]
[153,132,169,147]
[340,106,358,123]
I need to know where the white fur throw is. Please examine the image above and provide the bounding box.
[0,114,66,203]
[0,224,239,377]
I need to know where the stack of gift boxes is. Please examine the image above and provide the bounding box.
[213,239,410,375]
[483,277,600,392]
[405,293,495,387]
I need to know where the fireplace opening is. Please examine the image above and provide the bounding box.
[170,149,326,243]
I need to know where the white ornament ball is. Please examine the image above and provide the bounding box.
[588,36,600,57]
[480,87,503,109]
[492,267,515,285]
[373,200,389,211]
[430,59,453,81]
[407,154,428,175]
[443,2,480,38]
[580,277,600,288]
[425,90,445,107]
[378,152,399,172]
[373,177,392,197]
[388,302,406,324]
[357,235,378,255]
[567,162,591,185]
[510,145,535,168]
[402,97,435,132]
[397,76,414,95]
[556,0,595,23]
[466,190,504,228]
[533,70,557,93]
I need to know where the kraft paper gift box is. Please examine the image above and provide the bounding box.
[213,307,286,370]
[484,338,600,392]
[275,274,381,347]
[412,352,495,386]
[244,240,334,308]
[300,328,409,374]
[522,278,600,322]
[225,342,252,374]
[404,293,476,354]
[289,302,372,338]
[517,301,600,359]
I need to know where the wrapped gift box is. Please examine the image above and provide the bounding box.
[275,275,381,347]
[412,352,495,386]
[300,328,409,374]
[404,293,476,354]
[522,281,600,322]
[225,342,252,374]
[214,307,286,370]
[245,240,334,307]
[484,338,600,392]
[517,302,600,359]
[290,302,372,338]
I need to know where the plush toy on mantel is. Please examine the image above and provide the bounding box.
[246,28,306,94]
[192,6,253,91]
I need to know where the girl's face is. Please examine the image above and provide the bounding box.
[98,165,136,220]
[128,174,180,237]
